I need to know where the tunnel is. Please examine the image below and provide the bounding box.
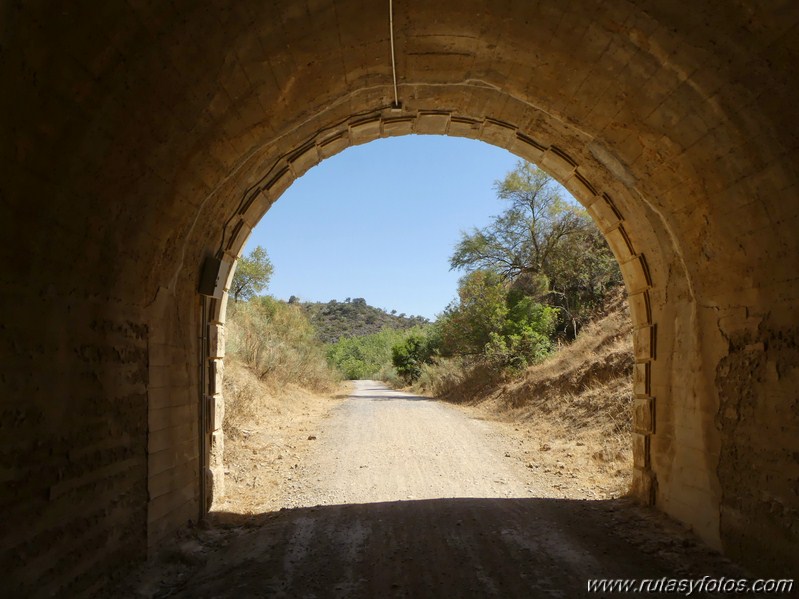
[2,1,798,595]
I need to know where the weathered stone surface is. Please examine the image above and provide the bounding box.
[208,324,226,360]
[2,1,797,594]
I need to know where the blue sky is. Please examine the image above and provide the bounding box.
[244,135,521,320]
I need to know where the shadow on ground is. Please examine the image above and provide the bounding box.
[112,497,764,598]
[351,393,432,402]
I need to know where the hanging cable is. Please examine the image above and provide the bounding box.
[389,0,400,108]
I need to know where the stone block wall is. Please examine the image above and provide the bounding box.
[2,1,797,595]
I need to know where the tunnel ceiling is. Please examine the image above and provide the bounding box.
[1,1,796,308]
[2,1,798,593]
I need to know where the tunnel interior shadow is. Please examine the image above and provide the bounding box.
[132,497,752,599]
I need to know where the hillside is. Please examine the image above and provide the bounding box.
[299,297,429,343]
[430,288,635,497]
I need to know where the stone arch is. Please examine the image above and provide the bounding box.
[203,111,660,513]
[3,1,797,593]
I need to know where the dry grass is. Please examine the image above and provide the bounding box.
[222,358,346,441]
[225,298,340,395]
[218,356,349,514]
[222,359,265,440]
[423,288,635,498]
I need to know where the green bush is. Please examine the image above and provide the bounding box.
[391,333,439,384]
[439,270,508,357]
[437,270,558,372]
[327,326,432,380]
[488,296,558,370]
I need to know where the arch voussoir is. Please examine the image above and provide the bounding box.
[205,108,662,512]
[5,3,797,592]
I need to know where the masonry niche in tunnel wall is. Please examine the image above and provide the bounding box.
[3,2,798,594]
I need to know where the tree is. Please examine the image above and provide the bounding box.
[391,333,439,384]
[326,327,425,380]
[450,161,620,338]
[230,246,273,302]
[484,296,558,370]
[439,270,508,357]
[437,269,558,369]
[451,161,587,281]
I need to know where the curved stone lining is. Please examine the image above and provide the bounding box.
[204,110,659,505]
[5,2,797,590]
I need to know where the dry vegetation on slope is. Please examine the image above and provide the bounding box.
[218,360,349,516]
[215,298,348,515]
[427,289,635,499]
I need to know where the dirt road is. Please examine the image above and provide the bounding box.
[280,380,545,507]
[123,381,745,598]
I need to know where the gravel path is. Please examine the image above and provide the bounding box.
[150,381,748,598]
[281,380,545,507]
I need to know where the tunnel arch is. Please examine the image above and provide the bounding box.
[3,1,798,594]
[205,109,664,511]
